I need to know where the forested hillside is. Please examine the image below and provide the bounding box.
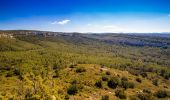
[0,30,170,100]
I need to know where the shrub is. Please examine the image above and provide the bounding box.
[152,79,159,86]
[69,64,77,68]
[71,79,77,85]
[65,95,70,100]
[128,82,135,88]
[122,81,135,89]
[102,76,108,81]
[25,93,41,100]
[121,76,128,81]
[106,71,111,75]
[108,77,121,89]
[141,72,147,78]
[67,84,78,95]
[102,95,109,100]
[143,89,151,94]
[53,64,60,69]
[156,90,170,98]
[136,78,142,83]
[115,89,126,99]
[129,95,139,100]
[76,67,86,73]
[6,72,13,77]
[53,70,59,78]
[13,68,21,76]
[137,93,155,100]
[160,70,170,80]
[95,80,102,88]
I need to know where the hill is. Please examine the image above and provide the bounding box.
[0,30,170,99]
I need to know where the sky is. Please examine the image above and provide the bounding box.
[0,0,170,33]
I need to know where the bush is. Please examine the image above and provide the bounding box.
[95,80,102,88]
[141,72,147,78]
[136,78,142,83]
[152,79,159,86]
[25,93,41,100]
[160,70,170,80]
[65,95,70,100]
[69,64,77,68]
[76,67,86,73]
[137,93,155,100]
[156,90,170,98]
[143,89,151,94]
[13,68,21,76]
[106,71,111,75]
[71,79,77,85]
[102,76,108,81]
[129,95,139,100]
[122,81,135,89]
[121,76,128,81]
[6,72,13,77]
[115,89,126,99]
[67,84,78,95]
[108,77,121,89]
[128,82,135,88]
[102,95,109,100]
[53,70,59,78]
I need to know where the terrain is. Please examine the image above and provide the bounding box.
[0,30,170,100]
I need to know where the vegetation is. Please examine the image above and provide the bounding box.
[95,80,102,88]
[136,77,142,83]
[67,84,78,95]
[101,95,109,100]
[0,31,170,99]
[108,76,121,89]
[156,90,170,98]
[115,89,126,99]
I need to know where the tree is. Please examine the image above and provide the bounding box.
[108,77,121,89]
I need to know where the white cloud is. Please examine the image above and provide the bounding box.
[51,19,70,25]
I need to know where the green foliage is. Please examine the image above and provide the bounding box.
[141,72,148,78]
[53,70,59,78]
[95,80,102,88]
[121,76,128,81]
[0,32,170,99]
[102,75,108,81]
[160,69,170,79]
[108,76,121,89]
[137,93,155,100]
[136,77,142,83]
[102,95,109,100]
[67,84,78,95]
[115,89,126,99]
[129,95,139,100]
[76,67,86,73]
[152,79,159,86]
[143,89,151,94]
[64,95,70,100]
[122,81,135,89]
[156,90,170,98]
[106,71,111,75]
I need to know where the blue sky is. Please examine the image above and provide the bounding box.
[0,0,170,33]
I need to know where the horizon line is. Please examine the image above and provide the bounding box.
[0,29,170,34]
